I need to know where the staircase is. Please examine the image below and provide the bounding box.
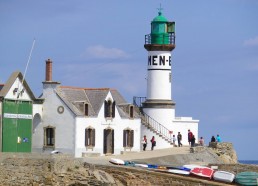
[133,97,173,144]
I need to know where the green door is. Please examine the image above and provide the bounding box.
[2,100,32,152]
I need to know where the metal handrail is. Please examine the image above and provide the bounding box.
[145,32,175,45]
[133,96,173,142]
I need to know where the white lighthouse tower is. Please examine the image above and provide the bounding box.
[139,9,199,149]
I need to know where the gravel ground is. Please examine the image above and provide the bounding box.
[82,146,219,166]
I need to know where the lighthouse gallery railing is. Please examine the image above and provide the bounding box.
[145,32,175,45]
[133,96,173,142]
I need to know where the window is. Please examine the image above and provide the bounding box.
[44,127,55,147]
[84,103,89,116]
[129,105,134,118]
[152,23,166,33]
[104,100,115,118]
[123,129,134,148]
[85,127,95,147]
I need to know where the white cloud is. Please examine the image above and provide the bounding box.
[81,45,129,59]
[243,36,258,47]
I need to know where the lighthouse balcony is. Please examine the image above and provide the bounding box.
[145,32,175,45]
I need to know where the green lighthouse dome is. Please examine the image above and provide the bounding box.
[152,11,168,22]
[151,11,169,44]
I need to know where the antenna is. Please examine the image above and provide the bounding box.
[22,38,36,85]
[17,39,36,98]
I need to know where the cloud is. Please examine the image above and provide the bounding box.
[81,45,129,59]
[243,36,258,47]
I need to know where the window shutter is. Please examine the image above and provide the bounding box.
[123,130,126,147]
[104,101,108,117]
[130,130,134,147]
[103,129,107,154]
[44,128,46,146]
[112,101,116,118]
[112,130,114,154]
[52,128,55,145]
[92,129,95,146]
[130,106,134,118]
[84,104,89,116]
[85,129,89,146]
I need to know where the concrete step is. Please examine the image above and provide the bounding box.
[82,152,101,157]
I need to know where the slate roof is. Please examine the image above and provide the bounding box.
[56,86,140,119]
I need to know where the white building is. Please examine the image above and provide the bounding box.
[32,59,142,157]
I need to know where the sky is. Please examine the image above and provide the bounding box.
[0,0,258,160]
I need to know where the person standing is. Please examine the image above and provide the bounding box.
[199,137,204,146]
[150,136,156,150]
[191,135,196,147]
[211,136,216,142]
[177,132,182,147]
[188,129,193,145]
[172,135,177,147]
[216,134,221,142]
[142,135,147,151]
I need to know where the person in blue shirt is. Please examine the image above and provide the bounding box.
[216,134,221,142]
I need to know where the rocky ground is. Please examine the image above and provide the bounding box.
[0,143,257,185]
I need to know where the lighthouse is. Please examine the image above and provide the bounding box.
[142,9,176,126]
[140,9,199,148]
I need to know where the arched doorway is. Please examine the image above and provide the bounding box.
[32,113,41,133]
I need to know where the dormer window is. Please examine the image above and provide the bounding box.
[74,101,89,116]
[104,100,115,118]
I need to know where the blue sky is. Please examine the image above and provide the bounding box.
[1,0,257,160]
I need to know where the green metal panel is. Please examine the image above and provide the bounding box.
[2,118,17,152]
[151,18,169,44]
[17,119,31,152]
[151,33,170,44]
[2,100,32,152]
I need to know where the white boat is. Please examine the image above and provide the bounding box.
[134,163,148,168]
[167,169,190,175]
[51,150,61,154]
[183,164,204,170]
[109,158,125,165]
[213,171,235,183]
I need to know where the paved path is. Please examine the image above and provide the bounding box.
[83,147,191,165]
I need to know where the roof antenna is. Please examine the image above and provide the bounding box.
[17,38,36,98]
[157,3,163,15]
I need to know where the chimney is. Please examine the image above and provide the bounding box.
[45,59,52,81]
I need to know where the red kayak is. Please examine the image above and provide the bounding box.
[190,167,214,179]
